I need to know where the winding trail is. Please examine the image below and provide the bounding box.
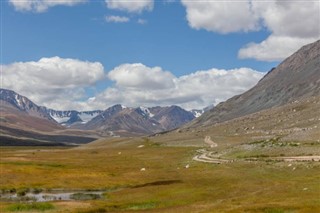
[193,136,232,164]
[193,149,232,164]
[193,136,320,164]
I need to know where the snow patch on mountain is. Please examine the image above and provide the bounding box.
[50,113,70,123]
[193,111,204,118]
[15,94,22,107]
[78,111,102,123]
[190,109,204,118]
[139,106,154,117]
[190,104,214,118]
[48,110,102,125]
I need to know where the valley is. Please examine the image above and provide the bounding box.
[0,38,319,212]
[0,138,319,212]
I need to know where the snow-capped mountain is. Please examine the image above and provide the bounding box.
[0,89,102,126]
[0,88,54,121]
[47,109,102,125]
[1,88,198,136]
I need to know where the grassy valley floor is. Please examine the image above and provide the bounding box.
[0,138,319,213]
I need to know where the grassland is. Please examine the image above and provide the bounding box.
[0,137,319,213]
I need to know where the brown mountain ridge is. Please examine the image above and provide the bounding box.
[188,40,320,128]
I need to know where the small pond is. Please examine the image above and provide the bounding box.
[0,191,105,202]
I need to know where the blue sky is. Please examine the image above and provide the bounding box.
[1,0,319,110]
[2,1,275,72]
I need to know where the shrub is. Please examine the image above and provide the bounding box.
[17,188,29,197]
[70,193,101,200]
[31,188,43,194]
[9,188,16,193]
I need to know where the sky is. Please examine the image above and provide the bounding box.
[1,0,319,111]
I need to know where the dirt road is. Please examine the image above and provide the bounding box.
[193,136,320,164]
[193,149,232,164]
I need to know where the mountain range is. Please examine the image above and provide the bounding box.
[84,105,195,136]
[0,88,200,143]
[1,40,319,146]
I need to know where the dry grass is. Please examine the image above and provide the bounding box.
[152,96,320,148]
[0,137,319,212]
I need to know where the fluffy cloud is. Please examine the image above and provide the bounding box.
[173,68,264,109]
[108,63,175,90]
[239,1,320,61]
[105,0,153,13]
[181,0,259,34]
[181,0,320,61]
[1,57,105,110]
[9,0,86,12]
[238,35,318,61]
[252,1,319,38]
[1,60,264,110]
[105,15,130,23]
[91,64,264,110]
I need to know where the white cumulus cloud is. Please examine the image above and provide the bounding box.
[1,60,264,110]
[1,57,105,110]
[238,35,318,61]
[108,63,175,90]
[105,0,154,13]
[239,1,320,61]
[174,67,264,109]
[9,0,86,13]
[181,0,320,61]
[90,63,264,110]
[181,0,260,34]
[105,15,130,23]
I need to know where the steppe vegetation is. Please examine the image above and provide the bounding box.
[0,136,319,212]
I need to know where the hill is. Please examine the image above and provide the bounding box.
[189,40,320,127]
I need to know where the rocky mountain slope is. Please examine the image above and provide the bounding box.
[150,106,195,130]
[0,89,54,122]
[0,89,99,145]
[189,40,320,127]
[0,89,102,126]
[1,88,197,137]
[84,105,195,136]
